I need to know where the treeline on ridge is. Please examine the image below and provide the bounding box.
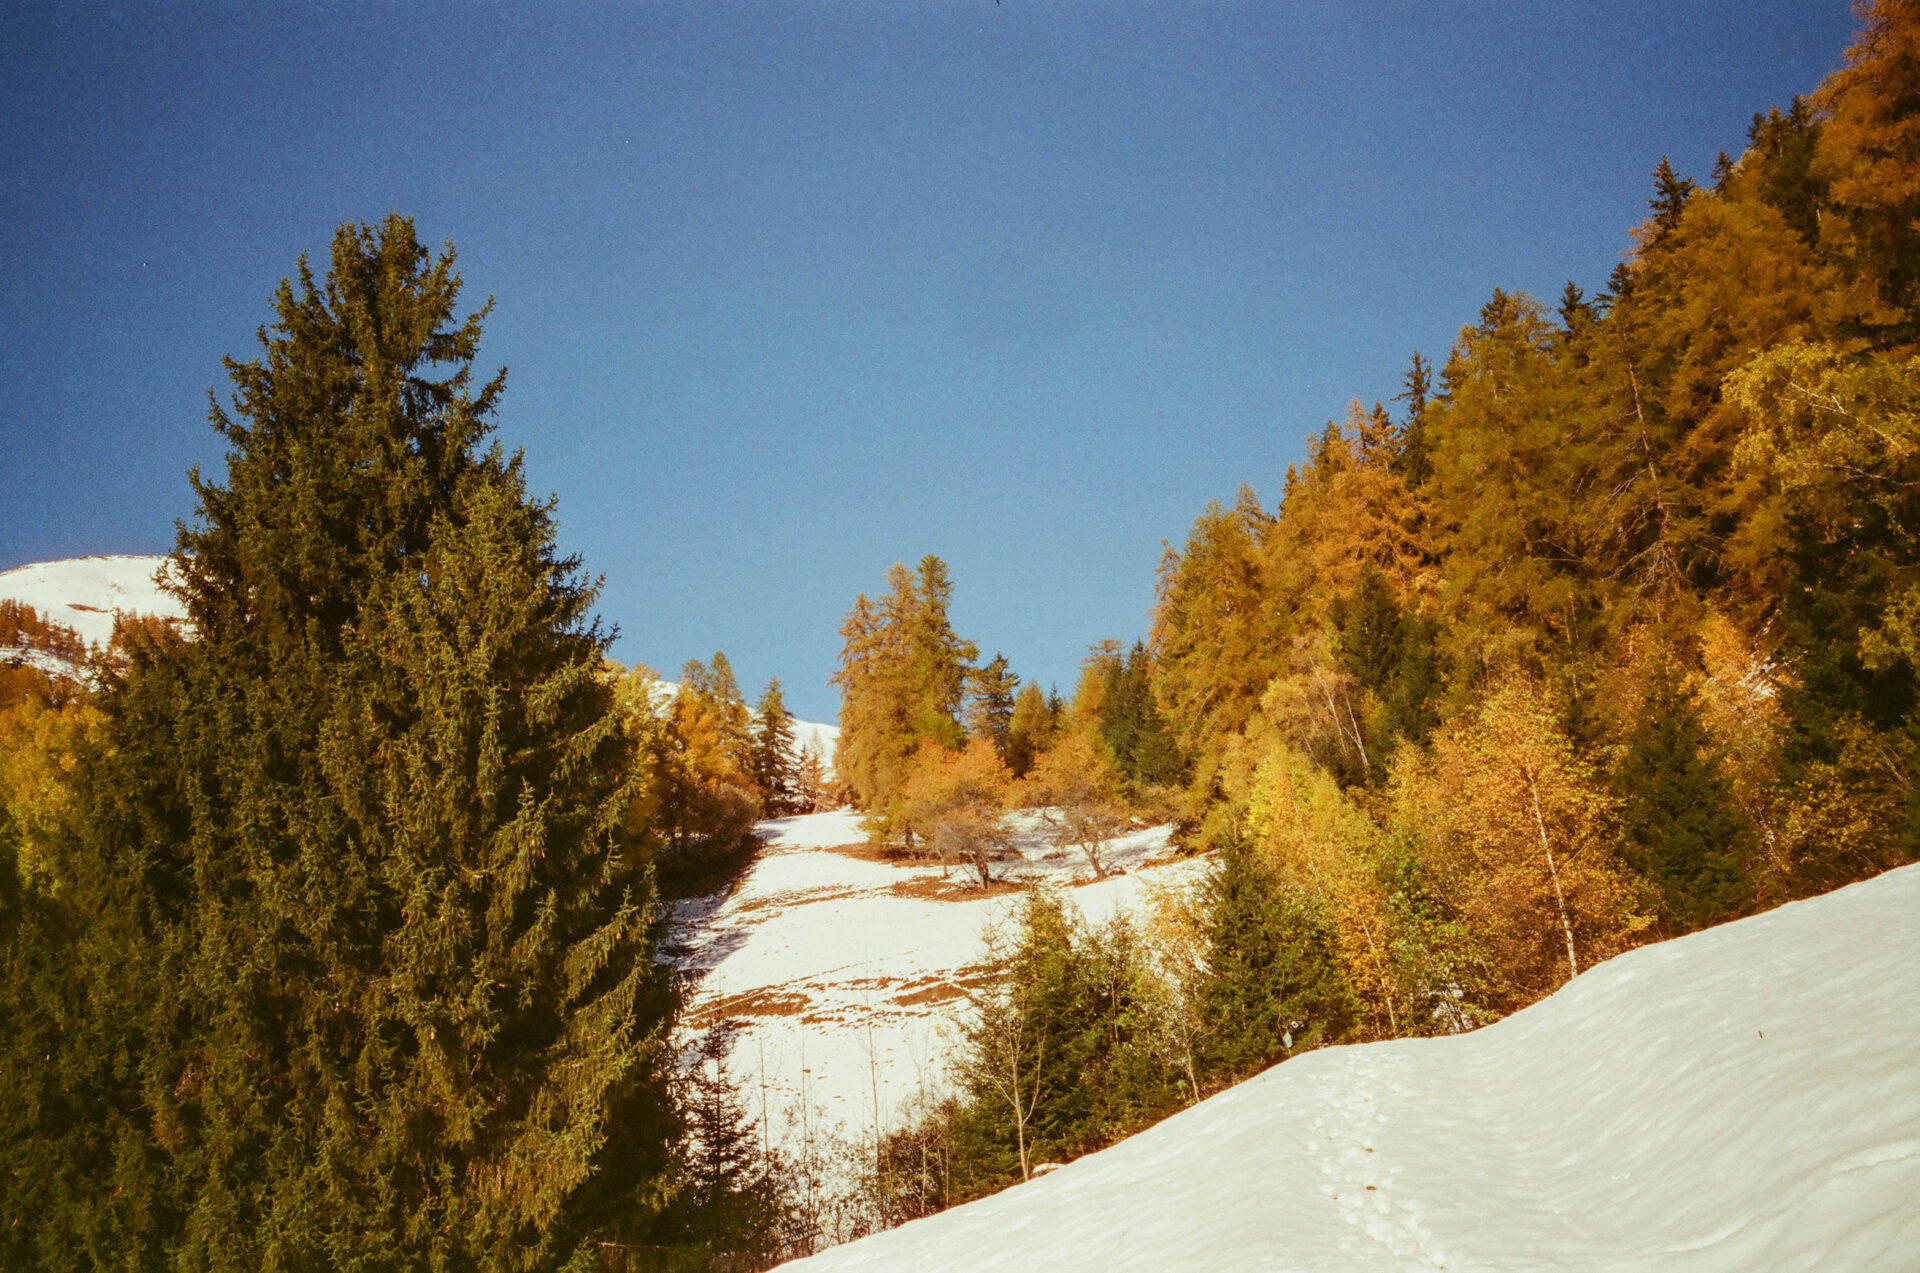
[829,1,1920,1222]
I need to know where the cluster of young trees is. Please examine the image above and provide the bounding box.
[0,219,798,1271]
[609,653,828,897]
[873,847,1355,1215]
[870,0,1920,1219]
[831,560,1191,886]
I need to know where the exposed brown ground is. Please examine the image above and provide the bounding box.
[884,874,1027,901]
[732,885,864,915]
[687,965,1002,1027]
[685,985,815,1026]
[891,966,998,1007]
[818,841,931,866]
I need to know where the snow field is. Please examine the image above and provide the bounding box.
[667,810,1197,1164]
[778,862,1920,1271]
[0,555,184,650]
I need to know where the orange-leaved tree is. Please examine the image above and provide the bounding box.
[1403,676,1649,1006]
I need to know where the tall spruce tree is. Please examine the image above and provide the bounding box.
[1194,840,1357,1081]
[12,218,677,1270]
[1003,681,1059,780]
[1649,156,1698,235]
[965,653,1020,760]
[751,677,798,815]
[1614,665,1747,930]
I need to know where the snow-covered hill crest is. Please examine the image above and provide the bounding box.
[0,558,840,754]
[778,863,1920,1271]
[0,554,183,650]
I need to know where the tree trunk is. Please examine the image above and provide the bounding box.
[1525,768,1580,981]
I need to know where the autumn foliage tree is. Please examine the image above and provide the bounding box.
[896,740,1015,887]
[832,556,979,823]
[1400,678,1648,1007]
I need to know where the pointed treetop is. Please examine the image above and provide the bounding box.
[1649,156,1697,234]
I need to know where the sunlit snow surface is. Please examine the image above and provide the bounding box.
[0,554,183,649]
[780,863,1920,1271]
[668,811,1198,1162]
[0,559,841,763]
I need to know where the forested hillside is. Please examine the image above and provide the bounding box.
[820,0,1920,1223]
[1150,0,1919,980]
[1,4,1913,1270]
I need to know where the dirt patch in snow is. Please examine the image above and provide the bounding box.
[686,985,816,1025]
[890,966,998,1008]
[732,885,866,914]
[819,841,928,865]
[883,875,1026,902]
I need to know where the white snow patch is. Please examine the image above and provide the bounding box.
[778,863,1920,1271]
[668,810,1199,1165]
[0,555,184,650]
[790,719,840,772]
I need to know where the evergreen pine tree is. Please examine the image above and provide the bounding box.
[1390,352,1433,485]
[965,653,1020,760]
[1557,280,1594,332]
[12,217,678,1269]
[659,1028,790,1265]
[1194,839,1357,1082]
[1649,156,1698,235]
[1003,681,1057,779]
[751,677,798,815]
[1598,260,1637,309]
[1614,663,1748,929]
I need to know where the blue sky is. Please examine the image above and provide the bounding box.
[1,1,1855,720]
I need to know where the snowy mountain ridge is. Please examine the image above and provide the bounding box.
[0,555,186,651]
[0,557,839,756]
[778,862,1920,1271]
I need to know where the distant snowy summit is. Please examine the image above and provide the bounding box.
[0,554,184,651]
[0,555,839,752]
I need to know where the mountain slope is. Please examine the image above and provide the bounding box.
[0,554,184,650]
[668,811,1195,1167]
[780,864,1920,1271]
[0,558,840,754]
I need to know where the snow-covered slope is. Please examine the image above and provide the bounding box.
[780,863,1920,1271]
[789,718,839,767]
[668,810,1197,1163]
[0,554,183,650]
[0,558,840,751]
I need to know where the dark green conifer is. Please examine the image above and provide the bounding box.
[1003,681,1056,779]
[1614,663,1748,929]
[1093,643,1186,787]
[15,217,677,1270]
[966,654,1020,759]
[658,1028,791,1265]
[751,677,798,815]
[1194,841,1357,1081]
[1557,280,1594,332]
[1649,156,1697,235]
[1742,97,1824,243]
[1391,351,1433,485]
[1598,260,1637,310]
[1331,570,1441,753]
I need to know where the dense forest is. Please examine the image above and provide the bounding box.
[827,0,1920,1222]
[2,1,1915,1267]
